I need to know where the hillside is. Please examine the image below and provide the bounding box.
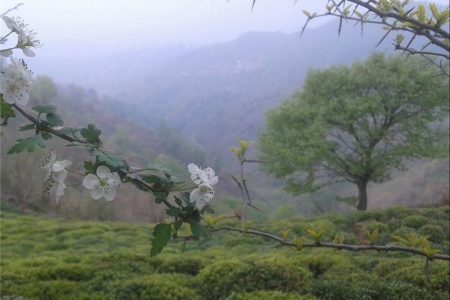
[122,21,394,162]
[0,76,204,222]
[1,206,449,299]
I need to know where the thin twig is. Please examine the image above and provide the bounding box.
[0,3,23,17]
[212,226,450,261]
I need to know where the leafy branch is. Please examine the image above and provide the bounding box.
[211,226,450,261]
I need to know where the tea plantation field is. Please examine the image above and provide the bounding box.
[1,206,449,299]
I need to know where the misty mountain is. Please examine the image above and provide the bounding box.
[117,20,394,164]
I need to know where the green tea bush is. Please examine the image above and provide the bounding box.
[296,254,349,278]
[111,274,200,300]
[197,259,311,300]
[149,256,204,275]
[29,263,96,281]
[419,207,449,221]
[391,226,417,239]
[304,270,378,300]
[373,259,418,277]
[375,281,445,300]
[8,280,84,300]
[383,207,414,221]
[384,263,449,292]
[226,291,317,300]
[418,224,446,243]
[403,215,430,229]
[350,210,383,222]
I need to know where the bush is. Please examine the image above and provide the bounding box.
[30,264,95,281]
[305,270,378,300]
[403,215,430,229]
[149,256,204,275]
[296,254,348,278]
[197,259,311,300]
[375,281,446,300]
[418,224,446,243]
[9,280,88,300]
[384,263,449,292]
[111,274,200,300]
[226,291,317,300]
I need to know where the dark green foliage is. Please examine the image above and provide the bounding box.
[418,224,447,243]
[80,124,102,145]
[151,223,172,256]
[32,105,57,114]
[197,260,311,299]
[7,136,45,154]
[45,112,64,127]
[0,99,16,120]
[403,215,430,229]
[111,274,200,300]
[149,256,204,275]
[226,291,317,300]
[1,207,448,299]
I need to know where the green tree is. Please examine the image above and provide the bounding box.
[259,54,448,211]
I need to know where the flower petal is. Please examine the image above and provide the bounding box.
[206,176,219,186]
[83,174,99,190]
[15,93,29,106]
[190,188,202,203]
[52,160,72,172]
[0,49,12,57]
[96,165,111,179]
[188,163,200,175]
[55,170,67,182]
[104,187,117,201]
[56,182,66,196]
[22,47,35,57]
[90,188,104,200]
[108,172,121,188]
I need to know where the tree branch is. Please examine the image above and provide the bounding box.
[212,226,450,261]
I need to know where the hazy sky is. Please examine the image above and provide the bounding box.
[1,0,447,90]
[1,0,332,57]
[1,1,447,56]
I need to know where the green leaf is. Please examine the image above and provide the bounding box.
[84,161,96,175]
[97,154,128,172]
[41,132,53,140]
[0,100,16,120]
[203,205,215,215]
[154,191,169,204]
[8,136,45,154]
[32,105,57,114]
[19,124,35,131]
[166,207,181,217]
[150,223,172,256]
[80,124,102,145]
[174,196,183,207]
[190,222,208,239]
[46,113,64,127]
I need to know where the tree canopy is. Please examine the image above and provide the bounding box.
[259,54,449,210]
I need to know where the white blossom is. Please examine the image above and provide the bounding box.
[39,149,72,180]
[82,165,121,201]
[16,31,40,57]
[44,169,68,200]
[0,58,33,105]
[188,163,218,210]
[187,163,218,186]
[1,16,26,39]
[190,183,215,210]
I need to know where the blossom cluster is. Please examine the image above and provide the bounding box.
[188,163,218,210]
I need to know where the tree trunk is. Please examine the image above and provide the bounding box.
[357,181,368,211]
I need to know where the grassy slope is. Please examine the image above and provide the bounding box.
[1,206,449,300]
